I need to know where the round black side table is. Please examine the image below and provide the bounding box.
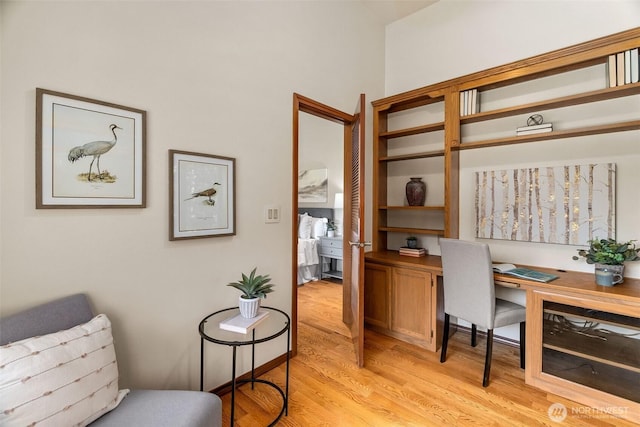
[199,306,290,426]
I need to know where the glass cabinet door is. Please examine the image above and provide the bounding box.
[542,301,640,403]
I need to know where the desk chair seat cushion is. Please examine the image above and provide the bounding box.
[494,298,527,329]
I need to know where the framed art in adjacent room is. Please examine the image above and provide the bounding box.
[298,168,328,203]
[36,88,146,208]
[169,150,236,240]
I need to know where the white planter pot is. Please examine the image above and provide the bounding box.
[239,296,260,318]
[327,230,335,237]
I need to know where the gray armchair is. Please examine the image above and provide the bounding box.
[0,293,222,426]
[439,238,526,387]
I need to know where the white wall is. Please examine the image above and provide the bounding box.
[299,113,344,210]
[386,0,640,279]
[0,0,385,390]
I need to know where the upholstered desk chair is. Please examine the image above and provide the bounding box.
[439,238,526,387]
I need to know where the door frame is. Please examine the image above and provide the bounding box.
[291,93,358,357]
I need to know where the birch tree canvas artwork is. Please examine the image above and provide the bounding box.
[475,163,615,245]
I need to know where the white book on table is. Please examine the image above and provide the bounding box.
[219,310,269,334]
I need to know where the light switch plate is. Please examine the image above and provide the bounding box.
[265,205,280,223]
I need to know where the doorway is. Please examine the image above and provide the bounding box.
[291,93,366,366]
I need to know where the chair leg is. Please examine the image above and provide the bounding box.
[440,313,450,363]
[471,324,477,347]
[520,321,526,369]
[482,329,493,387]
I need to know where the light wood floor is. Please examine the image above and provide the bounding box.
[221,280,636,426]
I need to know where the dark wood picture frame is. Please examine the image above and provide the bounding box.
[36,88,146,208]
[169,150,236,240]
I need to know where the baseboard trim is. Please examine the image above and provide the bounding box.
[455,324,521,348]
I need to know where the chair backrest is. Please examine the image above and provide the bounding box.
[439,238,496,329]
[0,294,94,345]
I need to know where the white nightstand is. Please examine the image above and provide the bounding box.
[319,236,343,280]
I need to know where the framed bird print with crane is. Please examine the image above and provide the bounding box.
[169,150,236,240]
[36,88,146,208]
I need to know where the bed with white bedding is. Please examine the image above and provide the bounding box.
[297,208,333,285]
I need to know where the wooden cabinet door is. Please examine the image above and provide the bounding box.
[364,262,390,329]
[391,267,432,346]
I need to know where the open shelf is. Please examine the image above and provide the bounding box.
[542,348,640,403]
[380,205,445,211]
[461,82,640,125]
[380,122,445,139]
[544,301,640,331]
[543,319,640,372]
[378,226,444,236]
[457,119,640,150]
[379,150,445,162]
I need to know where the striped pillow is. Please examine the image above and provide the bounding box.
[0,314,129,426]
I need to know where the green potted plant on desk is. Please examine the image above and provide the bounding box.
[572,238,640,286]
[227,267,275,318]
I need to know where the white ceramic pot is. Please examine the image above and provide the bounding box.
[239,296,260,318]
[327,230,335,237]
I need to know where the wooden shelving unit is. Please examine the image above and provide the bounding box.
[372,91,447,250]
[371,27,640,251]
[367,27,640,423]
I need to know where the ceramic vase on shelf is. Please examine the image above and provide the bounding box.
[594,263,624,287]
[239,296,260,318]
[406,177,426,206]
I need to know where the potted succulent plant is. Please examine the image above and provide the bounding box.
[573,238,639,285]
[227,267,275,318]
[326,219,337,237]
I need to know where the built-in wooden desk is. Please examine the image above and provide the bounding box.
[364,252,443,351]
[495,267,640,424]
[365,251,640,424]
